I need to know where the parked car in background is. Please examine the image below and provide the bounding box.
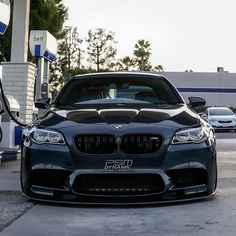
[201,107,236,131]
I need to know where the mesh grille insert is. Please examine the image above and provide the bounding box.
[73,174,165,196]
[75,135,116,154]
[121,134,162,154]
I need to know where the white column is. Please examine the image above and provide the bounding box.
[2,62,36,124]
[2,0,37,124]
[11,0,30,63]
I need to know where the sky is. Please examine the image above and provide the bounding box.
[63,0,236,73]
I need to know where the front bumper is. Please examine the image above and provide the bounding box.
[21,140,217,204]
[209,121,236,130]
[24,170,213,205]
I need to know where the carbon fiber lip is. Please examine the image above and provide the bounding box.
[22,190,216,206]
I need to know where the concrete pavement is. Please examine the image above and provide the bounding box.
[0,159,34,233]
[0,159,21,191]
[1,133,236,235]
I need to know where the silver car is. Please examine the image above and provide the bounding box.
[202,107,236,131]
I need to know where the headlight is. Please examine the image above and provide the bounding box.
[172,127,207,144]
[208,117,216,122]
[31,128,65,144]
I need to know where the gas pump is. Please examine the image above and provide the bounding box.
[0,2,57,162]
[29,30,57,104]
[0,30,57,162]
[0,95,21,153]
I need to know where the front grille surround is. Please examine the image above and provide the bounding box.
[74,133,163,155]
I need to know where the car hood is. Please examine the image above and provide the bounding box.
[209,115,236,120]
[36,104,200,129]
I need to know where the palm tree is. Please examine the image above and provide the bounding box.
[116,56,136,71]
[133,40,151,71]
[154,65,164,72]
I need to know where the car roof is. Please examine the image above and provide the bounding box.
[72,71,164,80]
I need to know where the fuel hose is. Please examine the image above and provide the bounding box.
[0,76,28,127]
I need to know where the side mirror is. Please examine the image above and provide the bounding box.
[200,113,208,120]
[188,97,206,108]
[34,98,51,109]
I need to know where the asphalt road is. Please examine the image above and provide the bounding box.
[1,132,236,236]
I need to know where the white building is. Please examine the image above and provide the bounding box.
[160,68,236,107]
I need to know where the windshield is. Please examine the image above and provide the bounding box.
[209,108,234,116]
[56,76,183,106]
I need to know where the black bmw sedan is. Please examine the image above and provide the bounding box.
[21,72,217,204]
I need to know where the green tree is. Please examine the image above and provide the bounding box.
[49,26,84,95]
[86,28,117,72]
[49,26,83,96]
[133,39,152,71]
[0,0,68,62]
[153,65,164,72]
[30,0,68,39]
[58,27,83,72]
[116,56,137,71]
[0,0,13,62]
[185,69,193,72]
[49,60,64,98]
